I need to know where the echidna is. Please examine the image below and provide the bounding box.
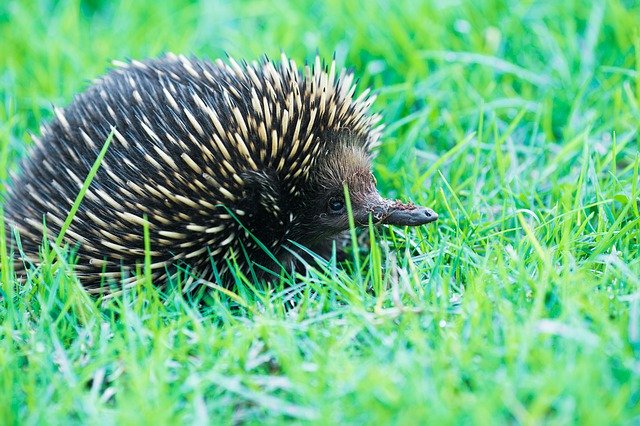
[4,53,437,291]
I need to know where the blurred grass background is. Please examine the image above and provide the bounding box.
[1,0,639,424]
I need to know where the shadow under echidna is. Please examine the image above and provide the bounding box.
[4,53,438,291]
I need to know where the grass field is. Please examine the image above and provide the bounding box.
[1,0,639,424]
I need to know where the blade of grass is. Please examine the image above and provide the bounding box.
[55,129,114,248]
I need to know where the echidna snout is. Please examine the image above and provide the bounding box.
[4,53,438,290]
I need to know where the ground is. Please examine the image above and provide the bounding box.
[0,0,639,424]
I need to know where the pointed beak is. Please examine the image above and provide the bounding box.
[380,203,438,226]
[368,198,438,226]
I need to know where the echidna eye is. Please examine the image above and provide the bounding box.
[328,197,345,214]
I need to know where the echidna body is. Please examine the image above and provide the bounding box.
[4,53,437,290]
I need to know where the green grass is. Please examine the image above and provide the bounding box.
[1,0,640,423]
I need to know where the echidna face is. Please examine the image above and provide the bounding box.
[290,143,437,247]
[293,144,374,241]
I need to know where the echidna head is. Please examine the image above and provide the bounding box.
[291,139,437,246]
